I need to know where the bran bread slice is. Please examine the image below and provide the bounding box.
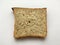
[12,7,47,38]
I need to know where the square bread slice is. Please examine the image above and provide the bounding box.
[12,7,47,38]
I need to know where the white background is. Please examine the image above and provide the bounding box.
[0,0,60,45]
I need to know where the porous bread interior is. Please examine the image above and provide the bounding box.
[12,7,47,38]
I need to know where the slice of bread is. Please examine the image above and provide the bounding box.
[12,7,47,38]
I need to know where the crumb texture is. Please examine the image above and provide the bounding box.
[13,8,47,38]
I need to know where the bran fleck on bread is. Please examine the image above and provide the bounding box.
[12,7,47,38]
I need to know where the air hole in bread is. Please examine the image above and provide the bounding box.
[31,30,33,31]
[23,14,24,16]
[17,28,19,31]
[25,31,27,32]
[28,21,31,23]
